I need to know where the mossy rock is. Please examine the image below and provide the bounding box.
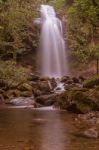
[20,91,33,97]
[38,81,50,92]
[83,76,99,88]
[70,91,98,113]
[55,89,99,113]
[3,90,21,100]
[54,91,70,109]
[18,83,33,92]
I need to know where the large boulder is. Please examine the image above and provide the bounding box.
[36,93,58,106]
[83,128,99,139]
[18,83,33,92]
[54,88,99,113]
[32,80,52,97]
[9,97,37,107]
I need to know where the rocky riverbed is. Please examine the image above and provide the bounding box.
[0,74,99,140]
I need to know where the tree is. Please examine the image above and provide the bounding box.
[67,0,99,68]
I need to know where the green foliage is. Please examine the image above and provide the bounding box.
[83,75,99,88]
[0,60,28,87]
[55,89,99,113]
[0,0,39,60]
[67,0,99,64]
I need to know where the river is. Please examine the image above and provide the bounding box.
[0,108,99,150]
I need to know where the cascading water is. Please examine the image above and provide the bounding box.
[37,5,68,78]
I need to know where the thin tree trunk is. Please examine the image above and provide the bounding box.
[96,59,99,75]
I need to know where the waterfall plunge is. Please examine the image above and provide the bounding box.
[38,5,68,78]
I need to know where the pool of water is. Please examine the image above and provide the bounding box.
[0,108,99,150]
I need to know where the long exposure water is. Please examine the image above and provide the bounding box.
[38,5,68,78]
[0,108,99,150]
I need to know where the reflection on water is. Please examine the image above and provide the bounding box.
[0,108,99,150]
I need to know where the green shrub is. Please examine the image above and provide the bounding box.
[0,60,28,88]
[83,76,99,88]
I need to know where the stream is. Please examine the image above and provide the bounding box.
[0,108,99,150]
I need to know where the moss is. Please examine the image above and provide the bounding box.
[54,91,69,109]
[83,76,99,88]
[18,83,33,92]
[3,90,21,100]
[55,89,99,113]
[20,91,33,97]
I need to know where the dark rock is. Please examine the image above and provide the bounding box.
[72,77,80,84]
[66,80,73,84]
[79,76,86,82]
[39,76,49,81]
[36,93,58,106]
[50,78,57,89]
[61,76,70,83]
[33,89,43,97]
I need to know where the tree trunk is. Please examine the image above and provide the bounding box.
[96,59,99,75]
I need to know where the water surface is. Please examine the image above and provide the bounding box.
[0,108,99,150]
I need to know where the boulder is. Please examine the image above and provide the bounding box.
[18,83,33,92]
[83,128,98,139]
[4,90,21,99]
[54,88,99,113]
[37,81,51,93]
[20,91,33,97]
[61,76,70,83]
[9,97,36,107]
[36,93,58,106]
[72,77,80,84]
[50,78,57,89]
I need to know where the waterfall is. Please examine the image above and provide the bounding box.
[37,5,68,78]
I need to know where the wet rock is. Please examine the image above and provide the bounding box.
[39,76,49,81]
[72,77,80,84]
[50,78,57,89]
[54,89,99,113]
[61,76,70,83]
[20,91,33,97]
[83,128,98,139]
[4,90,21,100]
[79,76,86,82]
[77,112,99,126]
[66,80,73,84]
[33,89,43,97]
[39,81,50,91]
[36,93,58,106]
[10,97,36,107]
[0,94,4,104]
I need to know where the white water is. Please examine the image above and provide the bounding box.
[38,5,68,78]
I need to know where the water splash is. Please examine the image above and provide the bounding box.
[38,5,68,78]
